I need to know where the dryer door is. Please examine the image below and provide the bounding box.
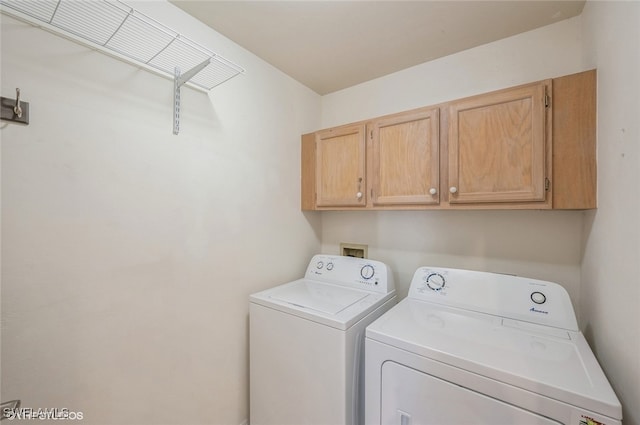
[381,361,562,425]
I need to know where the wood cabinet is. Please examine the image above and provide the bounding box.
[302,69,596,211]
[314,124,366,207]
[302,109,440,209]
[447,81,550,207]
[371,108,440,206]
[551,70,596,209]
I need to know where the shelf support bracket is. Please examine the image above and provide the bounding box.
[173,58,212,135]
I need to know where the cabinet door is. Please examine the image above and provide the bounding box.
[316,124,366,207]
[448,83,547,204]
[371,108,440,206]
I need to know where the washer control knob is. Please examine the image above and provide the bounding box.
[360,264,375,280]
[531,291,546,304]
[426,273,446,291]
[326,262,334,271]
[316,261,324,269]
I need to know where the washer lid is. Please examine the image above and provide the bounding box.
[269,280,369,315]
[250,278,395,330]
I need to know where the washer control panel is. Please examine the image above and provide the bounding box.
[410,267,578,331]
[305,255,394,294]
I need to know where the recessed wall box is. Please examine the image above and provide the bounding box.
[340,243,368,259]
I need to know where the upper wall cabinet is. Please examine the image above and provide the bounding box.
[315,124,367,207]
[301,69,596,211]
[447,81,550,206]
[371,108,440,206]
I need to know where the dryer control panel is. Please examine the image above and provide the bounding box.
[408,267,578,331]
[305,255,395,294]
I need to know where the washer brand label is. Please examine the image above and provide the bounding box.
[530,307,549,314]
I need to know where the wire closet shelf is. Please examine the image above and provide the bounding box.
[0,0,245,91]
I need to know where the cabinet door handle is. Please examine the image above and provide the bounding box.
[429,188,437,195]
[449,186,458,194]
[357,177,363,199]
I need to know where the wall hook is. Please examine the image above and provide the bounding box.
[1,88,30,125]
[14,88,23,118]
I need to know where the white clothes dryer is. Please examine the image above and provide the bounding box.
[365,267,622,425]
[250,254,396,425]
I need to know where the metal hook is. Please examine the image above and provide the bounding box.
[13,88,22,118]
[1,88,29,125]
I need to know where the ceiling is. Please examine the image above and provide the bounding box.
[171,1,586,95]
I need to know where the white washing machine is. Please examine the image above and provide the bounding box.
[250,254,396,425]
[366,267,622,425]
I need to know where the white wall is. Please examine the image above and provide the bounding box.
[0,2,321,424]
[320,17,587,309]
[580,2,640,425]
[322,210,583,301]
[321,16,584,127]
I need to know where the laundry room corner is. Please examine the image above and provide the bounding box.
[3,0,639,424]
